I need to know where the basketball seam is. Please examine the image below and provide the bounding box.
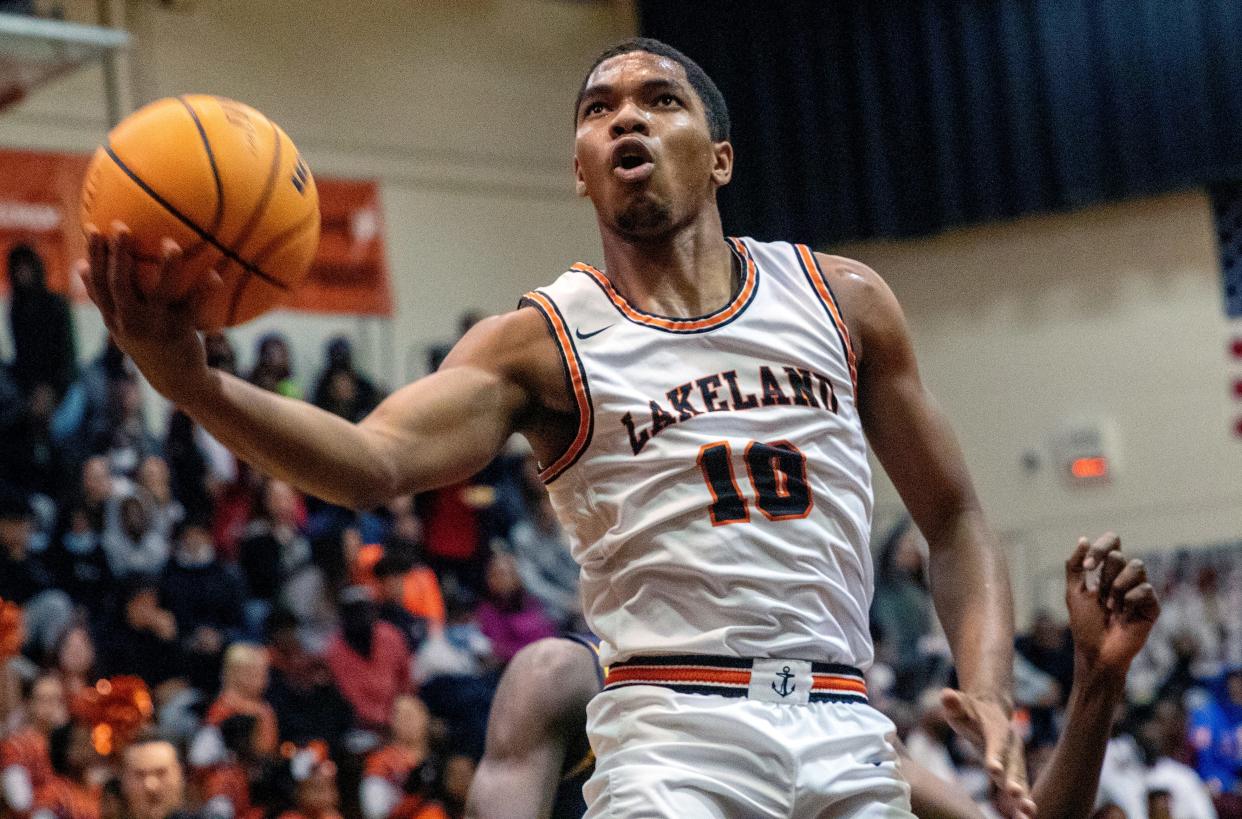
[102,145,291,292]
[224,118,283,267]
[176,96,225,233]
[226,207,319,326]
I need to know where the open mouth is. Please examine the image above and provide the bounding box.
[611,138,656,182]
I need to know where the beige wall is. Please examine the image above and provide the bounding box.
[0,0,634,382]
[839,190,1242,621]
[4,4,1239,618]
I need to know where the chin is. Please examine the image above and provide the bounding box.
[614,200,674,238]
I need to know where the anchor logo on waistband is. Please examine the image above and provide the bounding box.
[771,665,796,697]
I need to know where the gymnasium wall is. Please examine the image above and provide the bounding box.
[2,3,1238,614]
[840,190,1242,622]
[0,0,633,382]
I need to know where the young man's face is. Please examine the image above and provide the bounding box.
[121,741,185,819]
[574,51,731,240]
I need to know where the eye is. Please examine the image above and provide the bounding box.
[656,94,681,107]
[583,101,607,118]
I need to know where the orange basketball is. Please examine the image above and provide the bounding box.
[80,95,320,328]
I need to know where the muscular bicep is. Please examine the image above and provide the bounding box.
[358,313,541,496]
[836,260,983,539]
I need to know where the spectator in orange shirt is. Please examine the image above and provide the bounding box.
[1,674,67,816]
[41,720,103,819]
[373,556,437,654]
[360,695,434,819]
[354,545,444,630]
[204,644,278,757]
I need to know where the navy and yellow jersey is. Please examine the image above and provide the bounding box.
[551,634,604,819]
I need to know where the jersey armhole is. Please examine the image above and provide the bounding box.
[791,244,859,396]
[519,291,594,483]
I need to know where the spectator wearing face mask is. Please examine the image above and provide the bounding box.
[101,492,169,580]
[326,588,412,732]
[160,521,246,693]
[46,505,115,618]
[99,579,185,691]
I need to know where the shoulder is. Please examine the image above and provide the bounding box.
[440,307,572,416]
[812,252,907,364]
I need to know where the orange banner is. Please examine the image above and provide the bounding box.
[0,147,392,317]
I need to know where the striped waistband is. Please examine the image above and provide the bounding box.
[603,655,868,704]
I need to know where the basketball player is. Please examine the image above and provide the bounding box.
[464,534,1160,819]
[84,37,1029,817]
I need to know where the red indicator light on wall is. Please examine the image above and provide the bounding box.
[1070,457,1109,480]
[1236,417,1242,438]
[1233,338,1242,359]
[1235,379,1242,399]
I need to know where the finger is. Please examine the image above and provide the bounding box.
[939,689,984,746]
[153,238,184,302]
[107,221,141,310]
[1003,732,1030,803]
[1065,536,1091,579]
[980,711,1010,781]
[1108,559,1147,611]
[183,269,225,332]
[1098,550,1127,606]
[85,225,115,317]
[1122,582,1161,624]
[1082,531,1120,572]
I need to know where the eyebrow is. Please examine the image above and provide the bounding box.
[579,77,688,113]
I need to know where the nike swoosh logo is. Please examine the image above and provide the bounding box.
[575,325,613,340]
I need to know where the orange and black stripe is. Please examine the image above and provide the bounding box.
[793,244,858,396]
[521,290,593,483]
[571,237,759,334]
[604,655,868,704]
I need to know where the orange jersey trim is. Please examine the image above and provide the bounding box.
[794,244,858,395]
[523,290,593,482]
[570,237,758,333]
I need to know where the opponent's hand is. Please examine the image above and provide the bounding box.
[77,222,223,403]
[941,688,1036,818]
[1066,533,1160,675]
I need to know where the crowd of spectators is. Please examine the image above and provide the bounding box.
[868,519,1242,819]
[1,243,1239,819]
[0,244,573,819]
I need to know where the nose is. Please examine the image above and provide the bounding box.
[610,101,648,138]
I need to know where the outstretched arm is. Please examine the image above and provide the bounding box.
[825,254,1029,816]
[1026,534,1159,819]
[80,225,558,508]
[897,535,1160,819]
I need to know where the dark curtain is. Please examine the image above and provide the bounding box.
[638,0,1242,245]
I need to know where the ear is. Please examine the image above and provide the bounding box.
[573,154,588,198]
[711,140,733,187]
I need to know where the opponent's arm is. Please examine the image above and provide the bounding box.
[825,254,1030,816]
[466,639,601,819]
[1025,534,1158,819]
[80,225,543,509]
[896,535,1160,819]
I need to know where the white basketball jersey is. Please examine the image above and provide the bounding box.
[522,237,875,669]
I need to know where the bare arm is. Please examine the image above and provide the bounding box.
[1027,535,1159,819]
[80,225,561,509]
[896,535,1159,819]
[824,254,1027,812]
[466,639,601,819]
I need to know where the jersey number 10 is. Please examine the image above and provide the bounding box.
[696,440,812,525]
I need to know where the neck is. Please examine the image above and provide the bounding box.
[597,205,734,318]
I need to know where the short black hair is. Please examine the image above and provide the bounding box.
[575,36,730,142]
